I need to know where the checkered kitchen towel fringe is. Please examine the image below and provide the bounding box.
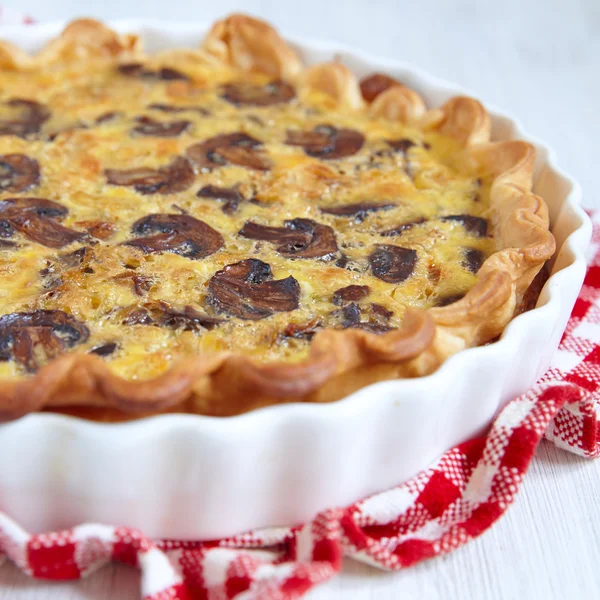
[1,12,599,600]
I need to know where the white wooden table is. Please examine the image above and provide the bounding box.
[2,0,599,598]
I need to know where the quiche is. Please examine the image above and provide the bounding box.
[0,16,554,420]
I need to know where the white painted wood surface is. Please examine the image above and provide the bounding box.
[1,0,599,598]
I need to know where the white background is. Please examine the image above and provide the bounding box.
[1,0,600,598]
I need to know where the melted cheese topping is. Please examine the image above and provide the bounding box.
[0,57,495,380]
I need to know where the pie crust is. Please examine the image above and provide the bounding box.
[0,15,555,420]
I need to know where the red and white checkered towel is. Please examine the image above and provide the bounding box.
[0,10,599,600]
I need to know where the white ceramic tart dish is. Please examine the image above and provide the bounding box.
[0,17,590,539]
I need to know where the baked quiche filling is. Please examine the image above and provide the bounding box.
[0,57,496,381]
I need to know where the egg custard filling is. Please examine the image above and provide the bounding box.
[0,16,555,422]
[0,57,497,382]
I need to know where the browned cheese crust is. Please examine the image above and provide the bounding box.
[0,15,554,420]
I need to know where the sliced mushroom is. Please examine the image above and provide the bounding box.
[463,248,485,274]
[129,300,223,331]
[39,260,60,289]
[165,159,195,193]
[321,202,395,223]
[117,63,146,77]
[369,244,418,284]
[336,254,349,269]
[0,197,86,248]
[221,80,296,106]
[217,145,272,171]
[239,218,338,259]
[360,73,403,102]
[196,185,244,214]
[105,156,195,195]
[95,111,121,124]
[122,307,153,326]
[387,138,417,154]
[281,319,321,340]
[331,301,394,334]
[352,321,394,334]
[332,285,370,306]
[381,217,427,237]
[135,275,153,296]
[158,302,222,330]
[74,219,116,240]
[121,301,222,331]
[207,258,300,320]
[186,132,271,171]
[106,167,164,191]
[0,310,89,372]
[113,272,154,296]
[0,154,40,193]
[59,246,91,268]
[158,67,189,81]
[371,303,394,321]
[441,215,488,237]
[38,247,94,293]
[0,219,13,238]
[285,125,364,159]
[47,124,89,142]
[340,302,361,328]
[131,116,191,138]
[147,103,210,116]
[118,63,189,81]
[89,342,118,357]
[125,213,224,259]
[0,99,51,138]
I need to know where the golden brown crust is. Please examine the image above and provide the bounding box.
[0,19,140,72]
[36,19,141,66]
[425,140,555,353]
[368,85,426,123]
[301,62,365,110]
[0,15,555,420]
[1,308,434,419]
[433,96,492,146]
[202,14,303,81]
